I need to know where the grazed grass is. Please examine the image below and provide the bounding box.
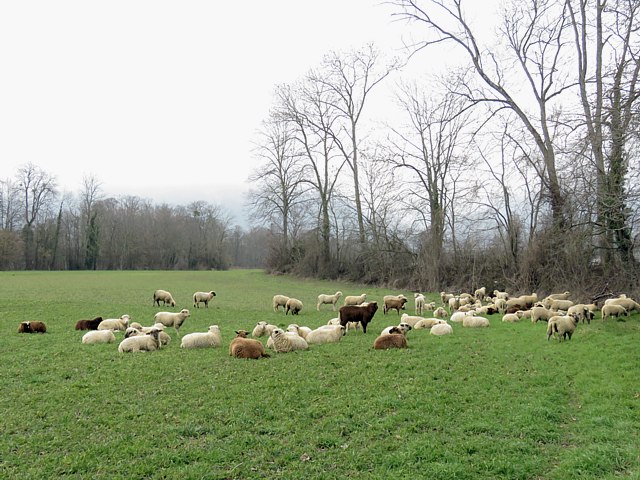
[0,270,638,479]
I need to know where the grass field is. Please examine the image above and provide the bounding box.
[1,269,638,479]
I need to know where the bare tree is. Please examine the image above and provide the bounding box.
[15,163,57,269]
[313,44,400,246]
[80,175,103,270]
[393,0,572,229]
[0,178,21,231]
[248,111,310,269]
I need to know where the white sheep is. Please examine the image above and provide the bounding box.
[97,314,130,331]
[268,328,309,352]
[193,291,216,308]
[287,324,312,339]
[125,325,171,345]
[414,293,426,315]
[343,293,367,306]
[433,307,449,319]
[153,289,176,307]
[180,325,222,349]
[450,311,473,323]
[546,315,578,341]
[316,291,343,311]
[305,325,346,344]
[272,294,290,312]
[493,290,509,300]
[501,313,520,323]
[462,316,490,328]
[153,309,190,337]
[550,299,574,312]
[601,304,628,321]
[430,323,453,336]
[118,329,161,353]
[474,287,487,302]
[380,322,412,336]
[252,321,278,338]
[285,298,303,315]
[81,330,116,344]
[328,316,360,333]
[399,313,426,327]
[530,306,554,324]
[604,296,640,314]
[413,318,447,329]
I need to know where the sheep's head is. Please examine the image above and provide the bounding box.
[208,325,220,334]
[271,328,285,338]
[180,309,190,317]
[235,330,249,338]
[388,326,402,335]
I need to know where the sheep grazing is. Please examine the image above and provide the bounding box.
[82,330,116,345]
[339,301,378,333]
[229,330,270,359]
[547,315,579,341]
[285,298,303,315]
[601,304,628,321]
[604,296,640,314]
[269,328,309,352]
[272,294,290,312]
[118,329,162,353]
[98,314,131,331]
[530,306,554,324]
[153,309,190,336]
[433,307,449,319]
[414,293,426,315]
[74,316,103,331]
[343,293,367,306]
[430,323,453,336]
[383,295,408,315]
[193,291,216,308]
[305,325,346,345]
[153,289,176,307]
[252,321,278,338]
[474,287,487,302]
[17,321,47,334]
[373,328,409,350]
[316,291,343,311]
[181,325,222,349]
[462,316,490,328]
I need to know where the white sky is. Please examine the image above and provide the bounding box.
[0,1,498,226]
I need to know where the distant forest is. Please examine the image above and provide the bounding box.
[3,2,640,298]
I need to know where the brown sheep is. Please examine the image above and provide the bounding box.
[339,301,378,334]
[18,321,47,333]
[74,316,103,331]
[373,327,408,350]
[229,330,270,359]
[383,297,408,315]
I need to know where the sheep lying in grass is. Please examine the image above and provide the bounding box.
[252,321,277,338]
[462,316,490,328]
[316,291,343,311]
[328,317,360,333]
[414,293,426,315]
[153,289,176,307]
[287,324,312,339]
[268,328,309,353]
[229,330,270,359]
[430,323,453,336]
[75,316,103,330]
[399,313,427,327]
[272,295,290,312]
[305,325,346,345]
[380,323,412,336]
[153,309,190,337]
[413,318,447,330]
[181,325,222,349]
[193,291,216,308]
[118,329,161,353]
[285,298,303,315]
[450,311,473,323]
[601,304,628,321]
[433,307,449,319]
[546,315,579,341]
[17,321,47,333]
[82,330,116,344]
[98,315,130,331]
[373,326,409,350]
[502,313,520,323]
[343,293,367,306]
[125,325,171,345]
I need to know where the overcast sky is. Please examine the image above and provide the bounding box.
[0,1,497,226]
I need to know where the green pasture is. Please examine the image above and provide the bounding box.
[0,270,638,479]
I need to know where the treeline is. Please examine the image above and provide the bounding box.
[247,0,640,296]
[0,166,268,271]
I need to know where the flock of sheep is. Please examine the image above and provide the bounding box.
[16,285,638,358]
